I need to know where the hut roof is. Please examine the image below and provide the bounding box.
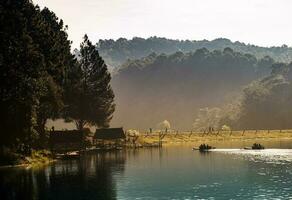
[94,128,126,140]
[49,130,84,144]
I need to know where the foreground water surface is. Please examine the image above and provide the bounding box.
[1,140,292,200]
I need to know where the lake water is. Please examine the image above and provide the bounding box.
[1,140,292,200]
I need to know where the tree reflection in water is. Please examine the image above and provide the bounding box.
[0,151,126,200]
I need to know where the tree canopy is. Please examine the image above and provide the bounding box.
[0,0,74,151]
[65,35,115,130]
[94,37,292,69]
[111,48,274,129]
[221,62,292,130]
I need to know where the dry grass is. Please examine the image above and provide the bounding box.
[139,130,292,146]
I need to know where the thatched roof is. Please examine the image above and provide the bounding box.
[49,130,84,144]
[94,128,126,140]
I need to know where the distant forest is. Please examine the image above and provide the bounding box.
[95,37,292,130]
[111,48,276,129]
[222,62,292,130]
[95,37,292,69]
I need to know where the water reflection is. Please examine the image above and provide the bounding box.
[1,140,292,200]
[0,151,126,200]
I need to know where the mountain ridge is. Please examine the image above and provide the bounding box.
[95,37,292,70]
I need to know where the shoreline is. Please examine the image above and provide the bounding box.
[139,131,292,147]
[0,159,56,170]
[0,150,55,169]
[2,131,292,168]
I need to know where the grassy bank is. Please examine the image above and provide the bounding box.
[0,150,55,168]
[139,130,292,146]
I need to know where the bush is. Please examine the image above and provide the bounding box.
[0,148,22,166]
[221,125,231,131]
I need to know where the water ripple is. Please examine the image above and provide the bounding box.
[212,149,292,164]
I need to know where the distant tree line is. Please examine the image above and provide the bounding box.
[111,48,275,129]
[94,37,292,69]
[0,0,114,157]
[192,62,292,131]
[219,62,292,130]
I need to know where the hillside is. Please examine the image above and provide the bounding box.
[110,48,275,130]
[222,62,292,130]
[96,37,292,69]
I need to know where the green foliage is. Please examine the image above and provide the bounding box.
[111,48,274,129]
[0,147,23,166]
[1,0,44,149]
[0,0,74,150]
[0,149,53,166]
[221,62,292,130]
[28,149,52,165]
[65,35,115,130]
[95,37,292,69]
[34,8,75,146]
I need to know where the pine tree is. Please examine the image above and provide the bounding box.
[0,0,74,151]
[34,7,75,146]
[65,35,115,130]
[0,0,46,150]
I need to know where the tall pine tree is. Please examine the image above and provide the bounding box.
[0,0,75,151]
[0,0,46,150]
[65,35,115,130]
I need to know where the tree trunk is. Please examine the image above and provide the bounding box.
[36,117,47,148]
[75,119,86,130]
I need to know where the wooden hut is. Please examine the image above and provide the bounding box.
[94,128,126,148]
[49,130,85,153]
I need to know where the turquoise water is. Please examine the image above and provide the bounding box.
[1,140,292,200]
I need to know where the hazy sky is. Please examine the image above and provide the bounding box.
[33,0,292,48]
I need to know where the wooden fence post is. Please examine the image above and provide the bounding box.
[242,130,245,136]
[175,130,178,137]
[189,131,193,137]
[158,131,162,147]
